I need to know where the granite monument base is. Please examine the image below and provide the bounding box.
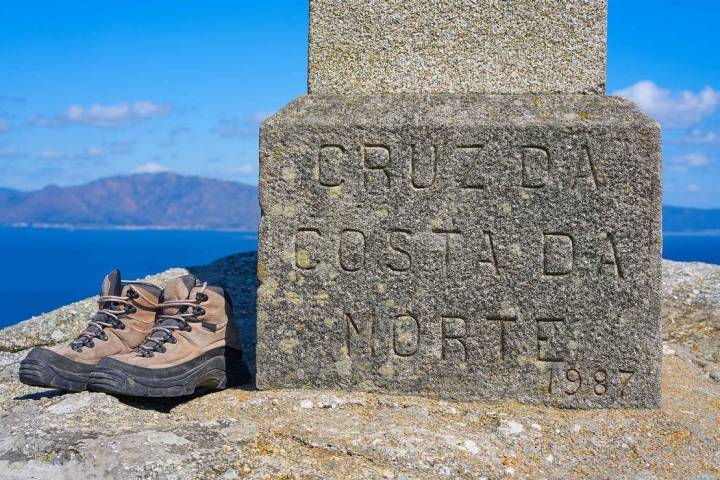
[257,94,662,408]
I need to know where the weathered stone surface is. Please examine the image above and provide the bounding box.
[309,0,607,94]
[0,342,717,479]
[257,94,662,408]
[663,260,720,370]
[0,255,717,478]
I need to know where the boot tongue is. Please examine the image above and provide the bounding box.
[122,282,162,309]
[96,269,124,321]
[70,270,124,349]
[141,275,199,353]
[161,275,199,313]
[100,269,123,297]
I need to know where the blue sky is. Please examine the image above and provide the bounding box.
[0,1,719,208]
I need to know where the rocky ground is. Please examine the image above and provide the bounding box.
[0,253,718,479]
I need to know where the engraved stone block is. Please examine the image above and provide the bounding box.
[309,0,607,94]
[257,94,662,408]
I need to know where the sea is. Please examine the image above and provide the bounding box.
[0,227,258,329]
[0,227,717,329]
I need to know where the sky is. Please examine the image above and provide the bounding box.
[0,1,719,208]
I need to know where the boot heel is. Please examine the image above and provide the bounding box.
[195,369,227,390]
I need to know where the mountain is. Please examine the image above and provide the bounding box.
[0,174,718,233]
[0,173,259,231]
[663,206,720,233]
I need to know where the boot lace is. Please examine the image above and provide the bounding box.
[70,293,135,352]
[138,283,208,357]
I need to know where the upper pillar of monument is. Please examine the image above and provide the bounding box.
[308,0,607,95]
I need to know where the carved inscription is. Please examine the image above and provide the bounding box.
[295,228,321,270]
[295,227,624,278]
[311,143,607,191]
[547,367,635,398]
[599,232,624,279]
[441,316,468,362]
[488,315,517,360]
[345,312,377,356]
[317,145,345,187]
[536,317,566,363]
[574,145,599,189]
[259,97,660,409]
[363,145,391,191]
[339,230,366,272]
[393,314,420,357]
[341,309,639,399]
[543,233,574,276]
[433,229,462,278]
[411,144,437,189]
[454,145,486,189]
[386,229,412,272]
[479,231,499,274]
[521,146,550,188]
[343,309,564,364]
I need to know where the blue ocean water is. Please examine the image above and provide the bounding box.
[0,228,717,329]
[663,233,720,265]
[0,227,258,329]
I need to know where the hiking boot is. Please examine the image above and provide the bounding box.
[89,275,249,397]
[19,270,162,392]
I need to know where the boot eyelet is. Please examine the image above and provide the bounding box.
[159,346,166,353]
[194,307,205,316]
[88,341,95,348]
[127,288,139,299]
[196,293,208,302]
[99,333,108,341]
[184,325,192,332]
[126,306,137,314]
[118,322,126,330]
[169,336,177,344]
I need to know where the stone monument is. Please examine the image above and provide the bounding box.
[257,0,662,408]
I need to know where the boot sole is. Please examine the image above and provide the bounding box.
[19,348,96,392]
[88,347,250,397]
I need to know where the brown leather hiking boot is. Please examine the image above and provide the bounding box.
[89,274,249,397]
[19,270,162,392]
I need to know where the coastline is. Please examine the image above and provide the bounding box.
[0,223,258,233]
[3,223,720,237]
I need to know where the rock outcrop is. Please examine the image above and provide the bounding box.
[0,253,717,479]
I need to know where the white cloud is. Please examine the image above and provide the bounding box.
[39,149,68,160]
[39,147,104,161]
[133,162,171,174]
[614,81,720,129]
[85,147,103,157]
[667,152,712,172]
[679,153,710,167]
[688,184,702,193]
[249,111,272,127]
[31,101,172,128]
[681,130,719,144]
[231,163,256,176]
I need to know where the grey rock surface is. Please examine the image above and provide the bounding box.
[662,260,720,370]
[257,94,662,408]
[0,253,717,478]
[309,0,607,94]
